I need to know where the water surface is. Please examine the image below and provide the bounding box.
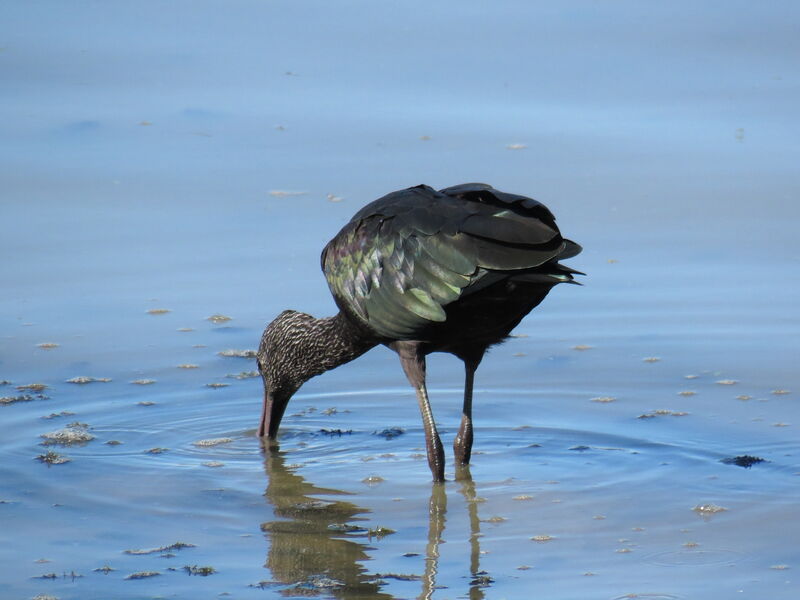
[2,2,799,599]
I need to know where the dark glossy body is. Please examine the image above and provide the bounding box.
[257,183,582,481]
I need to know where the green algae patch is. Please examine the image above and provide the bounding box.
[36,450,71,465]
[193,437,234,447]
[93,565,115,573]
[17,383,49,392]
[124,541,195,555]
[207,314,232,323]
[217,349,256,358]
[66,376,111,384]
[183,565,216,576]
[721,455,766,468]
[40,423,95,446]
[367,526,395,540]
[125,571,161,580]
[1,394,35,406]
[227,371,259,379]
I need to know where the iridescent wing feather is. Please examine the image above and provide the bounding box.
[321,183,577,340]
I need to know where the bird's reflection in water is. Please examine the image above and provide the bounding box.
[456,466,490,600]
[259,442,490,599]
[259,442,392,598]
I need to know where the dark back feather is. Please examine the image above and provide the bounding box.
[321,184,580,340]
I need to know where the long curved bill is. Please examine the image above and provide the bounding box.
[258,388,291,439]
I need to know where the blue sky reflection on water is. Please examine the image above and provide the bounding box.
[1,2,799,599]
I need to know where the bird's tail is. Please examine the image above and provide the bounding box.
[512,239,585,286]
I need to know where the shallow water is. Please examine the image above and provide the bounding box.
[2,2,800,599]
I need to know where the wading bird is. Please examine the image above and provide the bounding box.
[257,183,582,481]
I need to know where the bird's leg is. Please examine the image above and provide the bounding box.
[454,356,481,466]
[393,342,445,482]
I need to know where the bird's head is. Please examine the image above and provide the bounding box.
[256,310,324,438]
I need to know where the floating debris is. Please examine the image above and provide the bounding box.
[319,428,352,436]
[720,455,766,468]
[37,342,60,349]
[569,445,591,452]
[770,564,790,570]
[40,423,95,446]
[321,407,338,415]
[372,572,422,582]
[207,314,232,323]
[482,516,507,523]
[716,379,738,386]
[177,364,199,369]
[616,548,633,553]
[773,422,791,427]
[678,390,696,396]
[638,409,689,419]
[512,352,527,357]
[268,190,307,197]
[131,379,156,385]
[326,193,344,203]
[183,565,216,576]
[737,395,752,401]
[36,450,70,465]
[32,594,59,600]
[362,475,385,485]
[513,495,533,501]
[125,571,161,580]
[93,565,115,573]
[146,308,171,315]
[506,143,527,150]
[145,447,169,454]
[202,461,225,468]
[374,427,404,439]
[591,396,616,403]
[205,382,229,388]
[1,394,34,406]
[572,344,593,351]
[470,572,494,586]
[177,327,194,332]
[226,371,259,380]
[124,542,195,555]
[328,523,368,534]
[772,389,791,395]
[66,376,111,384]
[693,503,728,515]
[17,383,48,392]
[137,401,156,406]
[217,349,256,358]
[643,357,661,363]
[105,440,122,446]
[193,437,234,447]
[684,374,699,379]
[367,526,395,540]
[531,535,554,542]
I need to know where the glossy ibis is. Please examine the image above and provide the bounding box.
[257,183,582,481]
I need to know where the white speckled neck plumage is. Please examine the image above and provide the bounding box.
[257,310,377,393]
